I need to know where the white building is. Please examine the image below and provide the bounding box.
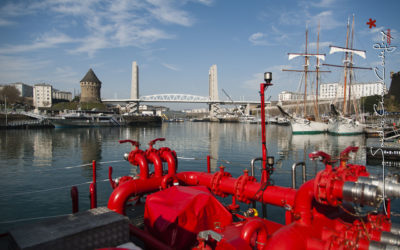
[11,82,33,97]
[52,90,72,102]
[278,91,315,102]
[33,83,52,108]
[319,82,387,100]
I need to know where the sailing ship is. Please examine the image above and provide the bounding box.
[323,16,372,135]
[281,26,330,134]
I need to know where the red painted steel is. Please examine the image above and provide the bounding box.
[108,177,164,215]
[158,147,178,175]
[90,160,97,209]
[106,139,398,249]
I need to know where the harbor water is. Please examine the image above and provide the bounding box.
[0,122,398,234]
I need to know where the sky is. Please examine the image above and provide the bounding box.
[0,0,399,107]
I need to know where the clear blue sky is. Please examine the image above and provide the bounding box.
[0,0,399,104]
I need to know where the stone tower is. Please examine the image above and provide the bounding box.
[80,68,101,103]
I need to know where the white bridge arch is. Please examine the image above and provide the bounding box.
[140,94,210,103]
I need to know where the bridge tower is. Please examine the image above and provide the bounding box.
[209,64,219,118]
[130,61,139,112]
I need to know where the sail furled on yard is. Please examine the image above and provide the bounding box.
[329,46,366,59]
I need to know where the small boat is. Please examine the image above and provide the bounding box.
[50,111,121,128]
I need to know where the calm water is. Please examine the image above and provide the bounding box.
[0,122,397,233]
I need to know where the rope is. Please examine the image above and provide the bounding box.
[2,160,126,175]
[0,179,108,198]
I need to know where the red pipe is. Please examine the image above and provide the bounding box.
[176,171,296,207]
[107,177,164,215]
[265,223,310,249]
[120,140,149,180]
[90,183,97,209]
[259,82,268,183]
[293,180,314,225]
[146,152,163,177]
[91,160,97,209]
[159,147,177,175]
[129,224,173,250]
[241,218,268,250]
[70,186,79,213]
[92,160,97,184]
[132,153,149,180]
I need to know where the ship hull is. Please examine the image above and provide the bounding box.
[51,118,119,128]
[328,118,364,135]
[291,119,328,134]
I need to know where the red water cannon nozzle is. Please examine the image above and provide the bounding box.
[119,139,140,149]
[308,151,335,165]
[148,138,165,149]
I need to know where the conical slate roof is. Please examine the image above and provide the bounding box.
[80,68,101,84]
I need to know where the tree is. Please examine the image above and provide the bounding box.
[0,85,21,104]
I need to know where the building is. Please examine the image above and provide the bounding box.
[278,91,315,102]
[278,91,303,102]
[0,82,33,97]
[11,82,33,97]
[52,90,72,102]
[80,68,101,103]
[319,82,387,100]
[33,83,52,108]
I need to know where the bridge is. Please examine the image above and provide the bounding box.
[102,93,261,105]
[102,63,267,116]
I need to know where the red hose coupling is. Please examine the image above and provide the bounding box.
[211,166,232,197]
[234,169,257,204]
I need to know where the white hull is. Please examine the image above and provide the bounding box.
[291,119,328,134]
[328,118,364,135]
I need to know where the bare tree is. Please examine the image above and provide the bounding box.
[0,86,21,104]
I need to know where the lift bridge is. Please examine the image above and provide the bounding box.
[102,93,260,105]
[102,94,264,117]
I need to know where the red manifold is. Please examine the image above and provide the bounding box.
[106,140,399,250]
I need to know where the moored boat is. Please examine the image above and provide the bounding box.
[50,111,121,128]
[281,25,329,134]
[324,16,371,135]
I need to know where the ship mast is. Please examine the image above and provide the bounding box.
[314,22,321,119]
[323,15,371,117]
[348,15,358,117]
[282,27,329,118]
[304,28,308,116]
